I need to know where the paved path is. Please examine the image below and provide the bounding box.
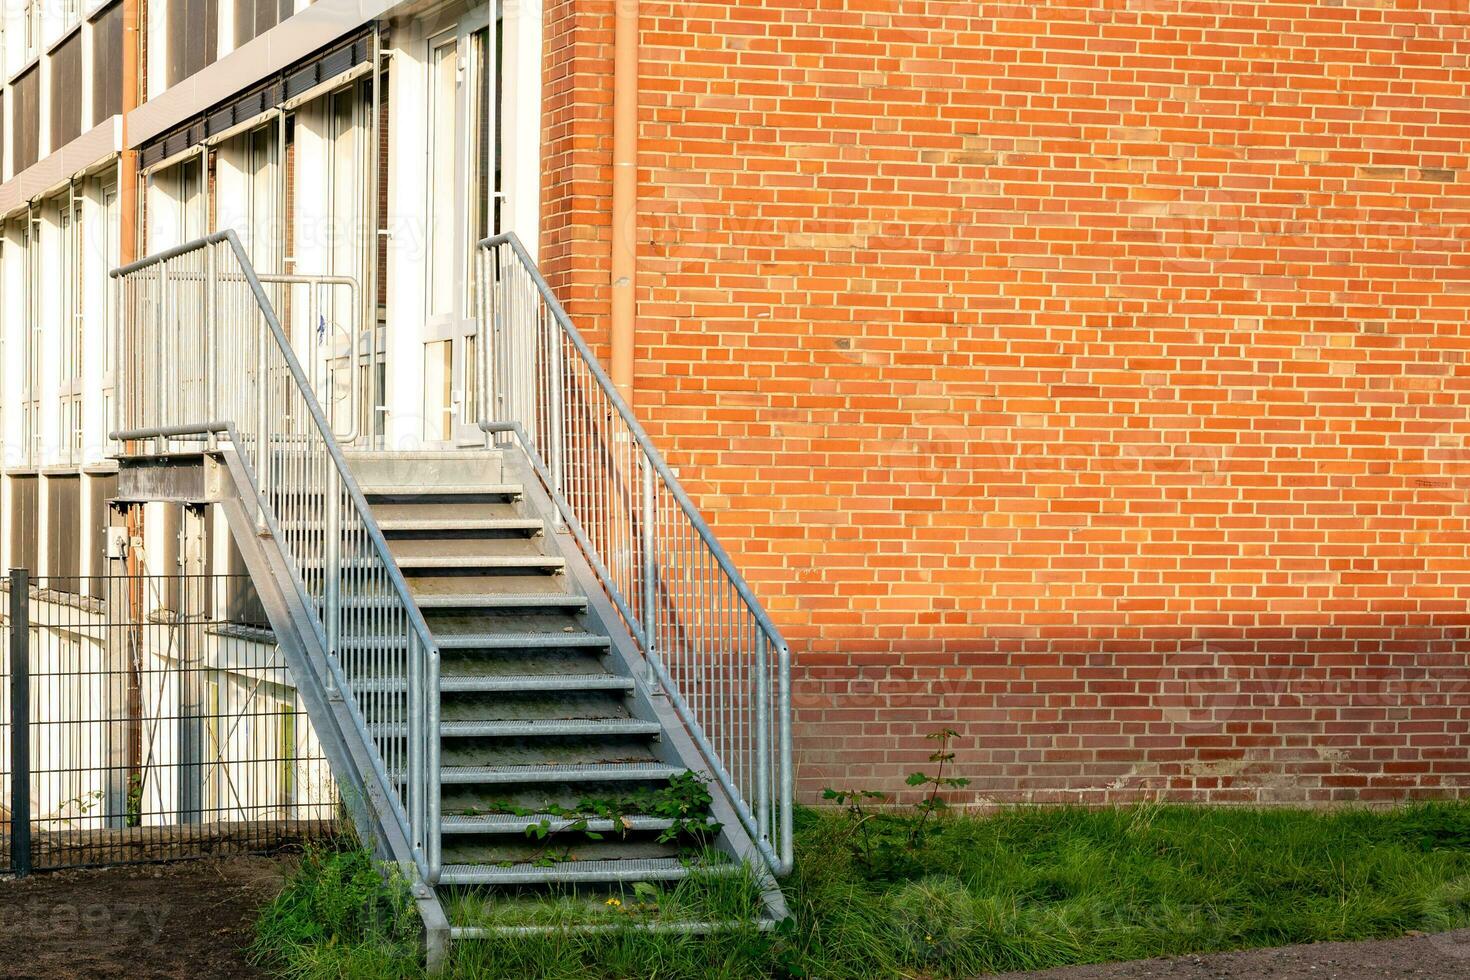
[992,928,1470,979]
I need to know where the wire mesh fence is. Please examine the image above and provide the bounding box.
[1,571,338,873]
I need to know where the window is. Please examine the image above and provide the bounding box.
[24,0,40,62]
[19,215,39,464]
[91,2,124,123]
[10,475,38,573]
[87,473,118,597]
[165,0,217,88]
[13,64,39,173]
[233,0,292,50]
[421,15,504,445]
[58,199,82,463]
[99,179,120,454]
[51,32,82,147]
[223,536,269,627]
[45,475,81,591]
[426,36,456,320]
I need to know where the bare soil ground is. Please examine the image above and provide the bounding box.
[991,928,1470,979]
[0,856,292,979]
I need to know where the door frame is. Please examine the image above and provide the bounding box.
[422,10,494,447]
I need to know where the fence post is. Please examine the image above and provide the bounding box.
[10,568,30,878]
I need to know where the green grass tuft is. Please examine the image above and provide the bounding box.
[252,844,423,979]
[254,802,1470,979]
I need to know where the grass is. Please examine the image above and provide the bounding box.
[253,801,1470,979]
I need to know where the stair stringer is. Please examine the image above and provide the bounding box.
[207,451,453,969]
[497,449,791,924]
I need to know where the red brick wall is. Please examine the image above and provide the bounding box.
[543,0,1470,804]
[541,0,616,349]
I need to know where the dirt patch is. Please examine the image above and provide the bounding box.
[0,856,294,979]
[991,928,1470,979]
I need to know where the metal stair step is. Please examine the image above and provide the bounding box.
[395,554,565,571]
[362,484,523,497]
[379,517,544,533]
[355,673,633,695]
[446,673,632,694]
[451,919,777,938]
[441,814,677,835]
[379,718,659,738]
[414,593,587,610]
[336,631,610,653]
[434,632,610,651]
[443,718,660,738]
[438,857,733,886]
[435,763,684,785]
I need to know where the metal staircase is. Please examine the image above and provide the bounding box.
[109,230,792,968]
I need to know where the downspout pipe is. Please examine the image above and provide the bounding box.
[610,0,638,404]
[120,0,140,265]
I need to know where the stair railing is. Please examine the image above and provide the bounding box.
[477,233,793,876]
[111,231,442,884]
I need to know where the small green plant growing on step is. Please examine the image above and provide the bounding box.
[906,728,969,847]
[646,770,719,845]
[509,771,721,867]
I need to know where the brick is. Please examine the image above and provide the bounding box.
[545,0,1470,806]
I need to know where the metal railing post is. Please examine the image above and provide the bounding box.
[548,309,566,533]
[641,460,660,692]
[256,304,271,533]
[205,245,216,413]
[9,568,31,878]
[159,262,171,436]
[755,630,770,839]
[408,632,425,862]
[427,632,441,882]
[325,468,341,657]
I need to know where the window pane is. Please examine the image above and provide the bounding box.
[92,3,124,122]
[13,66,39,172]
[427,40,457,317]
[423,340,453,442]
[51,31,82,148]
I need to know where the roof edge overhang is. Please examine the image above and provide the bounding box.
[127,0,399,150]
[0,116,123,219]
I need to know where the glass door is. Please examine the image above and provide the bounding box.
[423,11,500,446]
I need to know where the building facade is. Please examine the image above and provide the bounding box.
[3,0,1469,805]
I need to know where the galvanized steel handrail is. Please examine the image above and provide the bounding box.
[477,232,793,875]
[106,262,366,445]
[111,231,441,884]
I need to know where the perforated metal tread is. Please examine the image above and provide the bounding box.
[434,632,609,650]
[378,718,659,738]
[433,762,684,785]
[447,673,632,694]
[451,918,779,939]
[414,593,587,609]
[445,718,660,738]
[395,554,565,570]
[336,632,609,653]
[439,857,735,886]
[353,673,633,694]
[361,484,523,496]
[441,814,677,835]
[379,517,544,533]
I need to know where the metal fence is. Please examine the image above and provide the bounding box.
[478,233,794,876]
[1,570,337,874]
